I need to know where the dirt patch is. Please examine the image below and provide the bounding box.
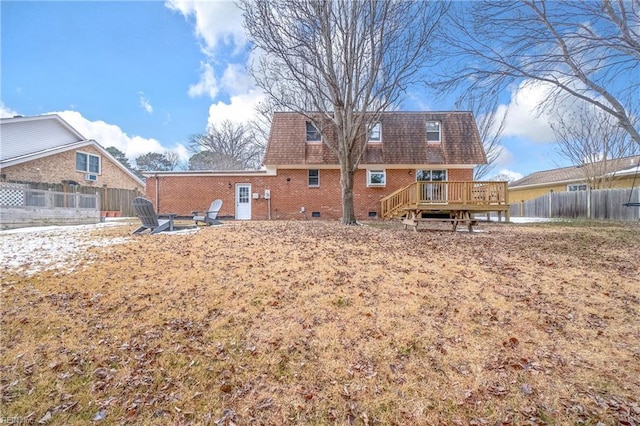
[1,220,639,424]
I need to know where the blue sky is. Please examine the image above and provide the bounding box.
[1,1,574,179]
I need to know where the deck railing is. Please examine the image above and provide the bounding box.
[380,181,509,219]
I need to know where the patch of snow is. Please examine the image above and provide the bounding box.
[0,222,132,276]
[0,220,127,235]
[481,216,560,223]
[165,227,201,235]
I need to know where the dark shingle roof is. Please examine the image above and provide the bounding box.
[509,155,640,188]
[262,111,486,166]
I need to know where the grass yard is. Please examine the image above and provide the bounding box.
[1,220,639,425]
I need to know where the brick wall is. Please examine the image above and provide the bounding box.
[448,169,473,181]
[2,146,143,192]
[147,167,474,220]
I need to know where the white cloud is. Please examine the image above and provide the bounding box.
[167,0,263,129]
[188,62,219,99]
[0,102,19,118]
[221,63,254,96]
[165,0,246,54]
[138,92,153,114]
[498,80,558,143]
[493,145,513,166]
[206,90,265,128]
[174,143,190,163]
[491,169,523,182]
[53,110,165,161]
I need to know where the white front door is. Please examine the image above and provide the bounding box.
[235,184,251,220]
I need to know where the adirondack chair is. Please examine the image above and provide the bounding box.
[132,197,175,234]
[193,199,223,226]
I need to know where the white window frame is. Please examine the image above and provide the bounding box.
[308,169,320,187]
[76,151,101,174]
[567,183,588,192]
[416,169,447,182]
[416,169,447,201]
[426,121,441,143]
[367,169,386,187]
[368,122,381,143]
[306,122,322,143]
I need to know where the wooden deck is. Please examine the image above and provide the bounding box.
[380,181,510,231]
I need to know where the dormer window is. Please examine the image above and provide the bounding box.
[368,122,381,143]
[306,122,322,143]
[426,121,441,142]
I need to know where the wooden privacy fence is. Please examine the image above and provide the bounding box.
[510,187,640,221]
[3,181,144,216]
[0,183,101,229]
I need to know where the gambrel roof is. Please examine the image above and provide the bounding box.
[0,114,145,187]
[263,111,487,167]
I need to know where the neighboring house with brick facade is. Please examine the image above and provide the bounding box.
[509,155,640,203]
[144,111,488,221]
[1,114,145,214]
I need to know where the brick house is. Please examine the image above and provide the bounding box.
[144,111,489,221]
[1,114,145,193]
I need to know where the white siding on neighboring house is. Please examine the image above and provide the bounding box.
[0,115,84,162]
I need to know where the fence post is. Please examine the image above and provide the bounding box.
[587,188,591,219]
[46,189,54,208]
[548,191,553,218]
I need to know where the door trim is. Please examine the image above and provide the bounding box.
[235,183,252,220]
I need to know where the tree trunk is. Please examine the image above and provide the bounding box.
[340,164,357,225]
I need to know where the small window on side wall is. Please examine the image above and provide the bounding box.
[308,169,319,187]
[76,152,101,173]
[368,122,381,143]
[367,170,386,187]
[426,121,441,142]
[567,184,588,191]
[306,122,322,142]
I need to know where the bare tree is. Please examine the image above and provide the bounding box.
[550,102,639,189]
[454,94,508,180]
[240,0,448,224]
[250,97,278,156]
[434,0,640,147]
[164,150,182,171]
[189,120,263,170]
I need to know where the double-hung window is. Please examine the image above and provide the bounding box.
[367,170,386,187]
[426,121,441,142]
[368,122,381,143]
[76,152,101,174]
[306,122,322,142]
[308,169,320,187]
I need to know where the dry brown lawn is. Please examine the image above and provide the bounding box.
[1,220,639,425]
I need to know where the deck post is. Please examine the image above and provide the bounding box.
[463,182,467,204]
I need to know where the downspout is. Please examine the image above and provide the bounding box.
[155,174,159,213]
